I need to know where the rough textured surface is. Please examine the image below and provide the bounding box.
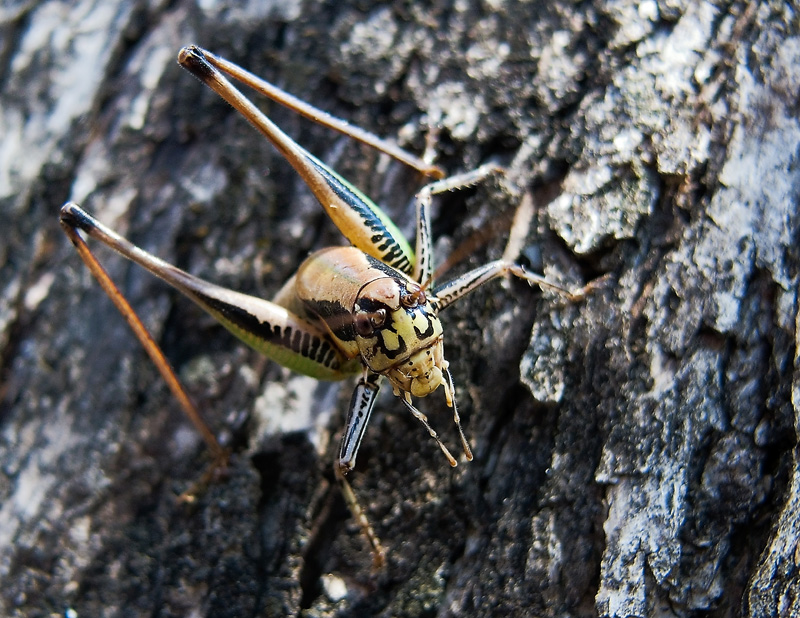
[1,1,798,616]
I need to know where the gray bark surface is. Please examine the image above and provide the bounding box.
[1,1,798,616]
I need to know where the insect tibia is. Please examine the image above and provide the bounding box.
[508,264,586,301]
[334,461,387,568]
[418,163,504,199]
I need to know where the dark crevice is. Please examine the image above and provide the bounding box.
[79,2,156,137]
[298,487,347,610]
[0,294,27,421]
[250,447,292,614]
[250,449,284,615]
[0,3,34,90]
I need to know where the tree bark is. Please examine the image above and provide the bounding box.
[1,1,797,617]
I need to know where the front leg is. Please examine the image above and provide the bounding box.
[412,163,503,286]
[335,370,387,566]
[432,260,589,312]
[338,370,382,473]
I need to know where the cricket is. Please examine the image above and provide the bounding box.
[60,45,586,566]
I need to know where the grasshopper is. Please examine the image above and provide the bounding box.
[60,46,585,566]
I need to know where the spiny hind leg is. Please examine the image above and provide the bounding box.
[60,203,228,501]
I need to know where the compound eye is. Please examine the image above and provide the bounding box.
[401,284,426,308]
[354,308,386,336]
[355,314,373,337]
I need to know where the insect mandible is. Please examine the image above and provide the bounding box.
[60,46,586,566]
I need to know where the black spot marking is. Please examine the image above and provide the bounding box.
[413,311,435,339]
[309,336,320,360]
[197,293,341,369]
